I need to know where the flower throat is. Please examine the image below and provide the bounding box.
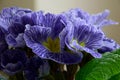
[43,38,60,53]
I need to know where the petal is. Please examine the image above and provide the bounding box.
[98,46,113,53]
[43,13,56,27]
[63,8,90,21]
[59,27,67,51]
[102,37,120,50]
[86,31,103,49]
[90,10,110,24]
[0,18,13,30]
[51,15,65,38]
[90,10,118,28]
[69,40,102,58]
[0,7,31,18]
[6,33,25,47]
[59,21,74,51]
[24,25,51,43]
[98,19,118,28]
[31,11,44,25]
[6,34,17,46]
[21,13,34,25]
[30,43,82,64]
[5,62,23,72]
[74,8,90,20]
[8,23,25,37]
[0,7,32,30]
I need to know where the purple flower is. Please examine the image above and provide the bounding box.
[24,24,82,64]
[0,49,27,75]
[0,7,32,47]
[60,8,119,57]
[60,20,103,58]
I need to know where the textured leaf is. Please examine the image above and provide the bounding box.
[75,49,120,80]
[109,72,120,80]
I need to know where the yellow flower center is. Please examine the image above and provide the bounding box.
[80,42,85,47]
[43,38,60,53]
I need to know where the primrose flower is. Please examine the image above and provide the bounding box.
[60,20,103,58]
[24,25,82,64]
[0,7,32,48]
[24,12,82,64]
[60,8,119,58]
[0,49,27,75]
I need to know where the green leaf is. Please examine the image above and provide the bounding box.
[75,49,120,80]
[109,72,120,80]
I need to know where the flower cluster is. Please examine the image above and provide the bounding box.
[0,7,119,80]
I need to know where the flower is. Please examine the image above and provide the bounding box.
[59,8,119,58]
[0,49,27,75]
[23,12,82,64]
[0,7,32,48]
[24,24,82,64]
[60,20,103,58]
[0,6,119,80]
